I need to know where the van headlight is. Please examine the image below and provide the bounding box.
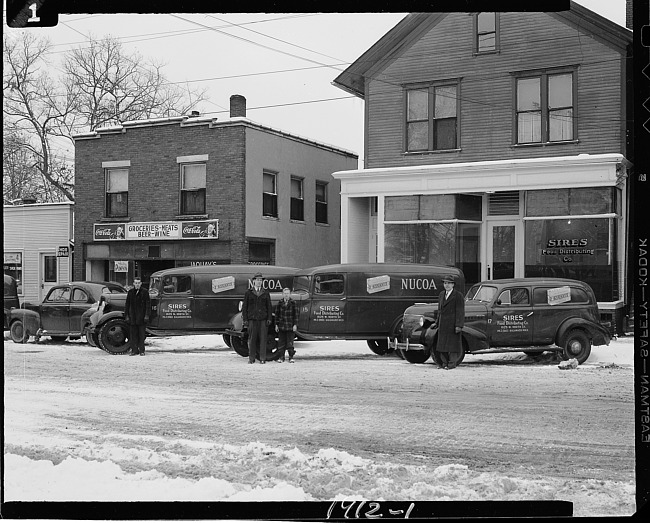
[419,316,425,327]
[238,300,243,312]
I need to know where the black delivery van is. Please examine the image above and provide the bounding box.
[228,263,465,357]
[85,265,297,354]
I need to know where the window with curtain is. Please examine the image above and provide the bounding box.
[105,168,129,217]
[406,84,458,152]
[263,171,278,218]
[180,163,206,215]
[290,176,304,221]
[516,71,574,144]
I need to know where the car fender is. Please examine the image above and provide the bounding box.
[8,308,40,336]
[555,318,611,347]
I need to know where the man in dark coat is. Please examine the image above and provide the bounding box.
[242,273,273,364]
[435,274,465,369]
[125,277,151,356]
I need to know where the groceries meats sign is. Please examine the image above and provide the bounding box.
[94,220,219,241]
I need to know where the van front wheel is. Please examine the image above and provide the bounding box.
[367,339,389,355]
[98,319,131,355]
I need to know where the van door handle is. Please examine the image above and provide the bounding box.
[340,297,346,301]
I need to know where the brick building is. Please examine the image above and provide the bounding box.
[332,4,633,331]
[73,95,358,287]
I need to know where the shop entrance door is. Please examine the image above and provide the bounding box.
[39,252,58,301]
[487,221,522,280]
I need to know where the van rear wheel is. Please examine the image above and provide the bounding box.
[562,329,591,364]
[367,339,389,355]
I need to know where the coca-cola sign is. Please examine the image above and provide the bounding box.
[93,220,218,240]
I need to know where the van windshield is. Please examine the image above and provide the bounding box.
[293,275,311,293]
[466,284,497,303]
[149,276,162,297]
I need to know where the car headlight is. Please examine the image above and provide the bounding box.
[419,316,425,327]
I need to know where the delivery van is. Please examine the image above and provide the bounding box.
[85,265,297,354]
[228,263,465,357]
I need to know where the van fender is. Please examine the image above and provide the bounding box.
[9,308,40,336]
[555,318,611,347]
[95,310,126,329]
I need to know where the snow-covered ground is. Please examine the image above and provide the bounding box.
[2,334,637,517]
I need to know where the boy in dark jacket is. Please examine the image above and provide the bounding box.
[242,273,272,364]
[274,288,298,363]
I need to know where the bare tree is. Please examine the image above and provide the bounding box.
[63,36,208,130]
[3,33,209,203]
[3,33,77,201]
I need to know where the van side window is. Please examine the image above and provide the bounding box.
[314,273,344,295]
[162,275,192,294]
[497,288,529,306]
[532,287,588,305]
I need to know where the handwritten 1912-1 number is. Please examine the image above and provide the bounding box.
[28,3,41,23]
[327,500,415,519]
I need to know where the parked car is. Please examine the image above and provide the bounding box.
[4,275,20,330]
[227,263,465,357]
[84,266,298,355]
[392,278,611,365]
[8,281,127,344]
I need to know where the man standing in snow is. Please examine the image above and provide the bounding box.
[242,273,273,364]
[125,277,151,356]
[435,274,465,369]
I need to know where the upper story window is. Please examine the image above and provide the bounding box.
[180,163,206,215]
[516,71,575,144]
[406,84,458,152]
[474,12,499,53]
[290,176,304,221]
[105,168,128,217]
[315,181,328,224]
[263,171,278,218]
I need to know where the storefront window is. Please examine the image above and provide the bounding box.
[3,252,23,295]
[526,188,613,216]
[524,217,616,301]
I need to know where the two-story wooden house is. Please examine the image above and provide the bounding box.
[73,95,358,287]
[332,4,633,332]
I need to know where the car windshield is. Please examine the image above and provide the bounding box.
[466,284,498,303]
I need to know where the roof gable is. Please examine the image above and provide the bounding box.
[333,2,632,99]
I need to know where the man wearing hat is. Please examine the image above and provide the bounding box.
[435,274,465,369]
[242,273,273,364]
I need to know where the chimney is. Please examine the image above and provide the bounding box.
[230,95,246,118]
[189,110,200,118]
[626,0,632,29]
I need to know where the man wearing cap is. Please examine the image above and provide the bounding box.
[242,273,273,364]
[435,274,465,369]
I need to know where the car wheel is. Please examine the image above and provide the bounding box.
[223,334,232,348]
[10,320,28,343]
[261,334,281,361]
[50,336,68,342]
[231,335,249,357]
[562,329,591,364]
[367,339,389,355]
[98,318,131,355]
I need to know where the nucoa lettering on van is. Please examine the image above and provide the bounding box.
[88,265,297,355]
[290,263,464,356]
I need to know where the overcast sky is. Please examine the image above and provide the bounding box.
[4,1,628,167]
